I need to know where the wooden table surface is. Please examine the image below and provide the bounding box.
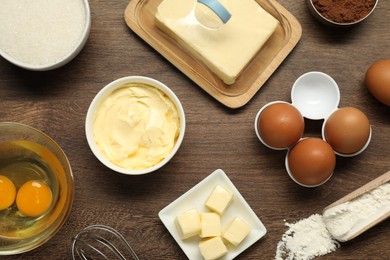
[1,0,389,259]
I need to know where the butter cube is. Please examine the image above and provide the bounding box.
[175,208,200,239]
[155,0,279,84]
[200,212,221,238]
[205,185,233,215]
[199,236,228,260]
[222,217,251,247]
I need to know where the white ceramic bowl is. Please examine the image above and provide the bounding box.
[0,0,91,71]
[85,76,186,175]
[291,71,340,120]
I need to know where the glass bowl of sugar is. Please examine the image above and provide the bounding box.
[0,0,91,71]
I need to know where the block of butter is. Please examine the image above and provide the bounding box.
[175,208,200,239]
[200,212,221,238]
[155,0,279,84]
[222,217,251,246]
[205,185,233,215]
[199,236,228,260]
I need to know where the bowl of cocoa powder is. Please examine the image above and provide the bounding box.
[307,0,378,27]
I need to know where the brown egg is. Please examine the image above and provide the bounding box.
[365,60,390,106]
[287,138,336,186]
[324,107,370,155]
[258,102,304,149]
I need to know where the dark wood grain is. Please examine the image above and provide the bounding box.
[1,0,389,259]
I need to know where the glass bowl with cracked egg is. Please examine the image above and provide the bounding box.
[0,122,74,255]
[85,76,186,175]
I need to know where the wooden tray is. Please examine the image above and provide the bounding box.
[124,0,302,108]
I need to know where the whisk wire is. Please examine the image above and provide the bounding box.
[94,234,127,260]
[73,236,109,260]
[72,225,139,260]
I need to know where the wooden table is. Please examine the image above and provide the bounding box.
[1,0,389,259]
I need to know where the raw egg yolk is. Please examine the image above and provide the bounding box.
[16,180,53,217]
[0,175,16,210]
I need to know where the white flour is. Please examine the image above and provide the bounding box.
[323,182,390,242]
[275,182,390,259]
[275,214,339,260]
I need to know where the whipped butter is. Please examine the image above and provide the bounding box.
[155,0,279,84]
[93,83,180,170]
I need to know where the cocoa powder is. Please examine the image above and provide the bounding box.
[313,0,376,23]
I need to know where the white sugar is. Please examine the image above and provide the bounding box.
[0,0,86,66]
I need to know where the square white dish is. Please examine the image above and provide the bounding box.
[158,169,267,260]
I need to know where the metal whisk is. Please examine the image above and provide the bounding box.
[71,225,139,260]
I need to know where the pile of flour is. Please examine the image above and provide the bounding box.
[275,214,339,260]
[275,182,390,259]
